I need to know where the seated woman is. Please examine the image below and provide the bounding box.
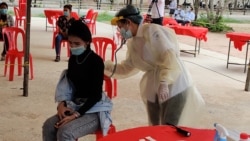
[0,2,14,61]
[42,20,113,141]
[54,4,75,62]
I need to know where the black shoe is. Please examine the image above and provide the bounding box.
[54,56,60,62]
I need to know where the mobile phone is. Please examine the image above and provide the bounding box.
[64,111,72,116]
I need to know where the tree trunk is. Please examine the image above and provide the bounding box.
[194,0,199,20]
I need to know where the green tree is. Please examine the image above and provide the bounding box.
[192,0,233,32]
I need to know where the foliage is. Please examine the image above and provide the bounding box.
[8,10,14,15]
[96,11,113,22]
[192,13,233,32]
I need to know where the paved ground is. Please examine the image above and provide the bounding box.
[0,16,250,140]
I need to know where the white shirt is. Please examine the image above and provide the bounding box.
[148,0,165,18]
[173,9,185,20]
[184,10,195,22]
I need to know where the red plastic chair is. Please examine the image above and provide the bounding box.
[2,27,33,81]
[112,27,122,46]
[51,16,70,57]
[44,10,79,31]
[86,12,98,35]
[92,37,117,98]
[44,10,61,31]
[83,8,94,23]
[71,12,79,20]
[14,7,26,28]
[76,75,116,141]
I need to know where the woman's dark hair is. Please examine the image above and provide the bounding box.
[68,20,92,47]
[64,4,72,11]
[0,2,8,9]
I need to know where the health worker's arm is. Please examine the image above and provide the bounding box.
[104,40,140,79]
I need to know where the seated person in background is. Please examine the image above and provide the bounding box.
[0,2,14,61]
[173,5,185,24]
[54,4,75,62]
[42,20,113,140]
[181,6,195,26]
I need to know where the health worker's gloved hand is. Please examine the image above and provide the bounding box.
[104,60,114,76]
[158,82,169,104]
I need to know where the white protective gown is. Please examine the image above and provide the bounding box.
[105,23,205,126]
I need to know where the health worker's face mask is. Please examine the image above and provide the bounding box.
[64,11,69,17]
[120,28,133,40]
[70,46,86,56]
[0,9,7,15]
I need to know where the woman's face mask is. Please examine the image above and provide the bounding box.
[70,46,86,56]
[0,9,7,15]
[120,28,133,40]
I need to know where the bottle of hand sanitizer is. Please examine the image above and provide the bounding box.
[214,123,229,141]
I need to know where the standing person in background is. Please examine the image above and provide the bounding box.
[54,4,75,62]
[107,5,204,126]
[0,2,14,61]
[148,0,165,25]
[182,6,195,26]
[167,0,177,17]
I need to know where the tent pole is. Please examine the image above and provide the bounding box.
[23,0,31,97]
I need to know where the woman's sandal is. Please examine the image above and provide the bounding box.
[54,56,60,62]
[0,55,5,61]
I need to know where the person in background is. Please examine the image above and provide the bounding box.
[0,2,14,61]
[148,0,165,25]
[182,6,195,26]
[107,5,204,126]
[42,20,112,140]
[173,5,185,24]
[167,0,177,17]
[54,4,75,62]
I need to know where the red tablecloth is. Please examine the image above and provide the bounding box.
[226,32,250,51]
[98,125,215,141]
[170,26,208,41]
[163,17,179,26]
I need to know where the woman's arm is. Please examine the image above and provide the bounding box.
[7,15,14,27]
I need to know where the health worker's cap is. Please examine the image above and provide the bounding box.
[111,5,143,25]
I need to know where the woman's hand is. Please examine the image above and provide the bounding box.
[54,114,76,128]
[57,102,73,120]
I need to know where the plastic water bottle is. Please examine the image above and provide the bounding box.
[239,133,249,141]
[214,123,229,141]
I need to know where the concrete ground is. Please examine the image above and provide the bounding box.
[0,16,250,141]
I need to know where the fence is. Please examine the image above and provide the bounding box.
[6,0,151,11]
